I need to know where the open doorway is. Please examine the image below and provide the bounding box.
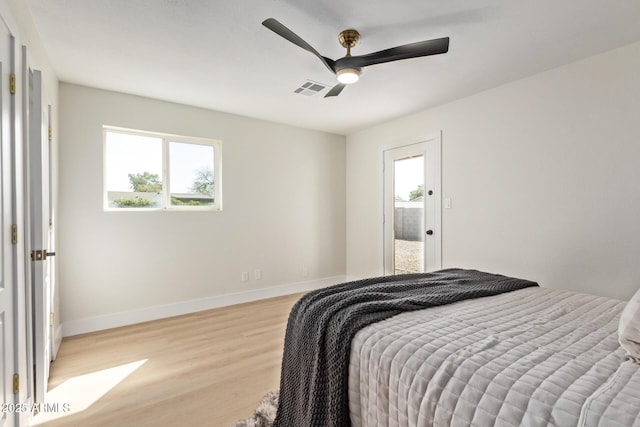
[383,135,441,274]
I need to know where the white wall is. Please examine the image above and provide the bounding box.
[59,84,346,331]
[347,40,640,300]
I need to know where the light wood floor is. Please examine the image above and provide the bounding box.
[33,293,301,427]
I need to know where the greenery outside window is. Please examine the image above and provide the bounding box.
[103,126,222,211]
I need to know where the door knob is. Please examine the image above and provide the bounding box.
[426,230,433,236]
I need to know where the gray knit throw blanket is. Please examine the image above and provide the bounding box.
[271,268,538,427]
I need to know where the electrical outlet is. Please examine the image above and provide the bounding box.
[241,272,249,282]
[254,269,262,280]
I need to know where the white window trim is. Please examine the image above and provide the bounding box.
[103,126,222,212]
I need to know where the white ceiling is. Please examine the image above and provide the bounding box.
[25,0,640,135]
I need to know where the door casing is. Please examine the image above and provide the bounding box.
[381,133,442,275]
[0,15,16,427]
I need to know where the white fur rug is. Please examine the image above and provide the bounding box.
[232,390,279,427]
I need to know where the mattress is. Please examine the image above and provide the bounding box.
[348,287,640,426]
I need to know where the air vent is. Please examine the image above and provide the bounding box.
[294,80,329,97]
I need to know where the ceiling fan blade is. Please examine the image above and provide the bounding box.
[344,37,449,69]
[324,83,346,98]
[262,18,336,74]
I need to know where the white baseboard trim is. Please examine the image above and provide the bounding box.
[52,324,63,360]
[62,275,346,337]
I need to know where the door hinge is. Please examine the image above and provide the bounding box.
[11,224,17,244]
[13,373,19,394]
[9,74,16,95]
[48,126,53,142]
[50,312,55,326]
[31,249,56,261]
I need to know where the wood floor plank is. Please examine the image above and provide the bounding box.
[33,293,301,427]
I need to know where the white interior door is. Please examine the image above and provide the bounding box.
[0,17,16,427]
[28,69,51,405]
[383,135,442,275]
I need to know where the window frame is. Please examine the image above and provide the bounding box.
[103,126,222,212]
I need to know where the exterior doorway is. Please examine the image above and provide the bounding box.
[383,135,441,275]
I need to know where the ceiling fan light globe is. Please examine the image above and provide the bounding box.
[336,68,360,84]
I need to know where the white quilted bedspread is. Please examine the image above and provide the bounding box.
[348,287,640,426]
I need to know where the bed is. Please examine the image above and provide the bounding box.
[349,286,640,426]
[272,269,640,427]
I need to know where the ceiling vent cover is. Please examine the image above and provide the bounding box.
[294,80,328,96]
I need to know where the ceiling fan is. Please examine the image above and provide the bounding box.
[262,18,450,98]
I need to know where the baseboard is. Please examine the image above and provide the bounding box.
[52,324,63,360]
[62,275,346,337]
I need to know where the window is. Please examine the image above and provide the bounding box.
[103,127,222,211]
